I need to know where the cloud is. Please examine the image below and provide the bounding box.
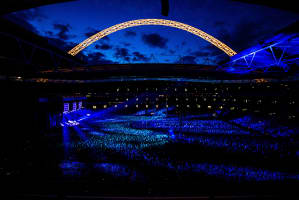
[142,33,168,48]
[132,51,150,62]
[102,36,110,41]
[44,23,75,46]
[84,28,100,37]
[84,27,110,41]
[169,50,175,54]
[187,48,226,65]
[122,42,131,47]
[216,19,271,52]
[125,30,137,37]
[45,35,113,65]
[53,23,73,40]
[177,56,197,64]
[114,47,131,62]
[3,8,46,34]
[87,52,103,62]
[95,44,112,50]
[10,8,46,21]
[168,49,175,55]
[46,37,77,51]
[45,31,54,36]
[191,51,211,57]
[214,21,225,26]
[87,52,115,65]
[88,52,105,59]
[203,45,224,56]
[44,36,115,65]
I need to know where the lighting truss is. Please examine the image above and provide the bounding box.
[68,19,237,57]
[222,33,299,73]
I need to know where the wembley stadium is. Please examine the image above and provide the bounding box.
[0,0,298,199]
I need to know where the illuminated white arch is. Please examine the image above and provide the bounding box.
[68,19,237,57]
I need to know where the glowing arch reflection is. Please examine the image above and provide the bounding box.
[68,19,237,57]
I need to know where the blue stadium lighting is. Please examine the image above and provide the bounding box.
[222,33,299,74]
[72,125,88,141]
[230,115,296,137]
[22,76,299,84]
[72,102,77,111]
[62,118,71,158]
[59,161,85,176]
[94,163,135,178]
[63,103,69,113]
[58,97,299,182]
[78,101,82,110]
[60,115,299,181]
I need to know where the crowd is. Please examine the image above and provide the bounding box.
[231,115,299,137]
[59,112,299,183]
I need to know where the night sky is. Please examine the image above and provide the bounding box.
[4,0,298,65]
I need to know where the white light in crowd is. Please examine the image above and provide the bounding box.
[63,103,69,113]
[78,101,82,109]
[73,102,76,111]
